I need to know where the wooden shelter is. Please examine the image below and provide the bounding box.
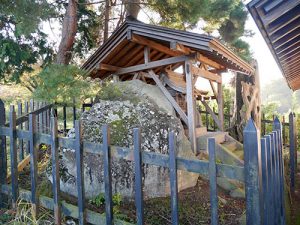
[82,17,255,151]
[247,0,300,90]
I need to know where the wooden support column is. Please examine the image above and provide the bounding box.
[185,60,196,153]
[144,46,150,64]
[217,75,224,131]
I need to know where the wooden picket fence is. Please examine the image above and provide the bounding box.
[0,99,297,225]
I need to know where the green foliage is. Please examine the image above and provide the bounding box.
[262,102,280,120]
[261,78,298,114]
[0,0,100,82]
[89,192,123,214]
[0,0,55,82]
[32,64,99,105]
[147,0,252,61]
[98,83,123,101]
[89,193,106,207]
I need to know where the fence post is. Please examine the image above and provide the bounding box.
[51,117,61,224]
[102,124,113,225]
[271,131,281,224]
[260,138,268,225]
[25,101,30,154]
[0,99,7,208]
[17,102,24,161]
[273,118,286,225]
[73,99,76,128]
[63,105,67,133]
[289,112,296,193]
[9,106,19,208]
[133,128,144,225]
[208,137,218,225]
[169,131,179,225]
[29,113,39,218]
[262,113,266,136]
[243,119,262,225]
[75,120,85,225]
[265,135,275,225]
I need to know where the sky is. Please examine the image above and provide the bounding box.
[243,14,288,89]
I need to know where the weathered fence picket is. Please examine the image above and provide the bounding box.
[169,131,179,225]
[75,120,85,225]
[265,135,275,225]
[243,119,261,224]
[51,117,61,225]
[0,100,6,208]
[289,112,296,192]
[103,124,113,225]
[9,106,18,208]
[208,137,218,225]
[17,102,24,160]
[29,113,39,217]
[133,128,144,225]
[260,138,268,225]
[0,99,296,225]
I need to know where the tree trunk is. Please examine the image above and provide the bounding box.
[56,0,78,65]
[124,0,141,19]
[230,60,261,142]
[103,0,110,42]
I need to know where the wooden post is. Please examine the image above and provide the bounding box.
[75,120,85,225]
[102,124,113,225]
[0,99,7,207]
[262,113,266,136]
[63,105,67,132]
[9,106,19,208]
[185,60,196,153]
[243,119,262,225]
[51,117,61,224]
[265,135,275,225]
[73,99,76,128]
[271,131,281,224]
[282,116,286,146]
[289,112,296,192]
[273,118,286,225]
[217,76,224,131]
[169,131,179,225]
[25,101,30,154]
[260,138,268,225]
[144,46,150,64]
[17,102,24,160]
[208,138,218,225]
[29,113,39,217]
[134,128,144,225]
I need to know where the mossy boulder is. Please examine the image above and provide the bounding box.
[54,80,198,199]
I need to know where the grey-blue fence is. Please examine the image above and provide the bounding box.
[0,99,297,225]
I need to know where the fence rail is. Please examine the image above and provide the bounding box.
[0,99,297,225]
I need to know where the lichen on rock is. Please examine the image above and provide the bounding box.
[53,80,198,199]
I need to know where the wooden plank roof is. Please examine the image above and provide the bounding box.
[247,0,300,90]
[82,17,254,78]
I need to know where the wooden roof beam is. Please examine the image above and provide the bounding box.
[115,54,194,75]
[170,41,193,54]
[196,53,224,70]
[130,34,184,57]
[191,66,222,83]
[97,63,121,72]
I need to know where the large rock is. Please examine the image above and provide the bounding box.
[51,80,198,199]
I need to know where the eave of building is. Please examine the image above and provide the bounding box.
[247,0,300,91]
[81,18,254,79]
